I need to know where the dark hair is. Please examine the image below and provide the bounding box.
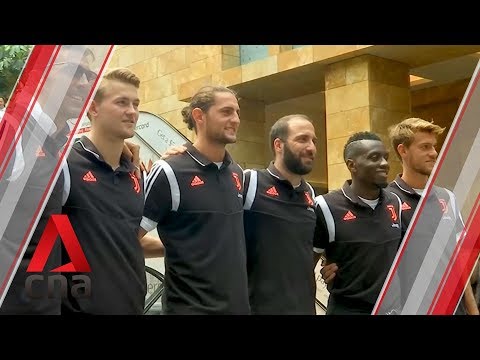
[269,114,311,153]
[343,131,382,162]
[181,85,238,132]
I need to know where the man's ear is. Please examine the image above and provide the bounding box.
[346,158,356,174]
[397,143,407,159]
[88,100,98,120]
[191,108,204,129]
[273,138,283,155]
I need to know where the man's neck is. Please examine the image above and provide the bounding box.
[87,130,124,170]
[273,160,302,188]
[192,138,226,163]
[401,167,428,190]
[350,179,381,200]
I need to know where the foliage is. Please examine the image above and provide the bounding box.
[0,45,32,98]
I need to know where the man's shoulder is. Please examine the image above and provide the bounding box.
[316,188,344,203]
[382,187,403,204]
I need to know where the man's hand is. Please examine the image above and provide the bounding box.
[161,145,187,160]
[123,141,141,179]
[320,261,338,290]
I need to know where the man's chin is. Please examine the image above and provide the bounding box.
[376,181,388,189]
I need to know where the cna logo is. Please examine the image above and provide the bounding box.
[25,215,91,299]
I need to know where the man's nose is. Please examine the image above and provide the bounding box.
[306,140,316,153]
[380,157,389,168]
[231,113,240,124]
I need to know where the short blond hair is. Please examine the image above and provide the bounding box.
[87,68,140,121]
[94,67,140,103]
[388,117,445,160]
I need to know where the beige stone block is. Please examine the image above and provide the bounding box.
[139,100,160,115]
[325,62,346,90]
[369,83,410,112]
[143,74,175,103]
[189,55,223,79]
[280,45,293,52]
[237,120,265,143]
[239,98,265,123]
[147,94,188,114]
[138,85,146,104]
[370,107,410,136]
[222,54,240,70]
[129,57,158,82]
[172,68,195,90]
[156,47,188,76]
[185,46,222,64]
[212,67,242,87]
[278,46,313,72]
[116,47,135,67]
[160,109,185,130]
[327,163,350,190]
[345,56,369,85]
[242,56,277,82]
[313,45,362,62]
[107,54,120,69]
[326,107,371,139]
[389,88,411,113]
[145,46,184,58]
[388,159,403,182]
[227,141,264,164]
[325,81,369,114]
[268,45,281,56]
[369,56,410,88]
[177,126,196,142]
[177,75,213,101]
[327,137,349,165]
[223,45,240,57]
[117,46,146,67]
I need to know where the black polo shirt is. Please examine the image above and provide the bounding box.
[141,143,250,315]
[0,105,68,315]
[61,136,146,315]
[314,180,403,314]
[243,162,317,315]
[387,175,466,314]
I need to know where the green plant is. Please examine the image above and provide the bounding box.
[0,45,32,97]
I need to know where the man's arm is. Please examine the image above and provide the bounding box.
[138,161,172,257]
[139,231,165,258]
[123,141,141,179]
[313,196,337,290]
[463,281,479,315]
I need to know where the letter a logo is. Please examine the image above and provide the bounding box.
[27,215,91,273]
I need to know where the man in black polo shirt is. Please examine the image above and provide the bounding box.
[61,68,148,314]
[138,86,249,315]
[314,132,403,315]
[243,114,318,315]
[386,117,478,315]
[0,46,98,314]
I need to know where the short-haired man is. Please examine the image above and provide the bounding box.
[61,68,150,315]
[314,131,403,315]
[243,114,318,314]
[386,117,478,315]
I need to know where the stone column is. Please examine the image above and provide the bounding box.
[324,55,411,190]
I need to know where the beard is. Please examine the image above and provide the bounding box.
[283,144,313,175]
[206,125,236,145]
